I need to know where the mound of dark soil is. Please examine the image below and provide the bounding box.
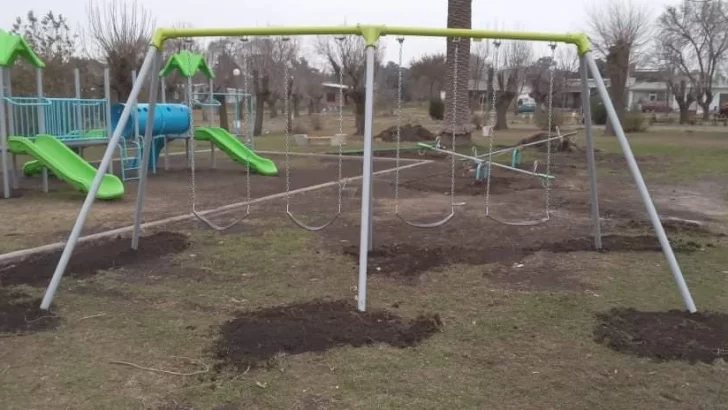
[343,243,524,278]
[594,308,728,364]
[377,124,436,142]
[211,299,442,371]
[0,288,60,334]
[530,234,705,253]
[0,232,190,287]
[518,131,578,152]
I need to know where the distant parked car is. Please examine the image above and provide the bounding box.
[516,96,536,114]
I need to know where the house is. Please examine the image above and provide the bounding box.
[563,69,728,114]
[322,82,349,108]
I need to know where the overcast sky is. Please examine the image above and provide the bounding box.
[3,0,676,65]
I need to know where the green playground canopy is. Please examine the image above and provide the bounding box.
[159,51,214,79]
[0,29,45,68]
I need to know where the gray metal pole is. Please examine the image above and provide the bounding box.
[104,68,114,175]
[579,55,602,250]
[37,68,48,193]
[40,47,160,310]
[584,51,697,313]
[0,67,9,199]
[161,76,170,171]
[132,54,162,250]
[368,147,373,251]
[132,70,140,140]
[357,46,376,312]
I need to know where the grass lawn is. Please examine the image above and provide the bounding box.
[1,122,728,409]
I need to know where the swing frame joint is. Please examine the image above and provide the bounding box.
[359,25,384,47]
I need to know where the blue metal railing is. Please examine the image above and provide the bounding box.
[4,97,108,140]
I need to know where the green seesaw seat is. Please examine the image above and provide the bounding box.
[8,135,125,200]
[194,127,278,176]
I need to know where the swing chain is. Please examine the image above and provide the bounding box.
[187,76,198,216]
[336,36,345,213]
[243,40,252,214]
[284,59,292,214]
[391,37,456,228]
[448,39,458,211]
[484,40,501,214]
[394,36,405,213]
[545,42,557,216]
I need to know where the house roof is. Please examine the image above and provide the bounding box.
[0,29,45,68]
[160,51,215,79]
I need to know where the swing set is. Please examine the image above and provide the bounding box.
[37,24,698,316]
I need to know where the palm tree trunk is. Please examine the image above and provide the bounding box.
[442,0,472,141]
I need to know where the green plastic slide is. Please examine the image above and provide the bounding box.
[8,135,125,200]
[194,127,278,176]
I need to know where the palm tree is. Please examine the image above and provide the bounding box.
[442,0,472,140]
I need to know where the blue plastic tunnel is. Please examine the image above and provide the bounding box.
[110,103,191,138]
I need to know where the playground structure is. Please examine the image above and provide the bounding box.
[0,30,125,200]
[1,29,267,200]
[35,25,697,318]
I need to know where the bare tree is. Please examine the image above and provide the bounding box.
[11,10,78,95]
[494,41,532,130]
[656,1,728,121]
[293,58,326,116]
[409,53,447,100]
[316,36,382,136]
[470,41,491,108]
[587,0,651,134]
[556,47,579,74]
[443,0,473,140]
[555,46,580,108]
[526,56,556,114]
[86,0,155,100]
[205,38,242,130]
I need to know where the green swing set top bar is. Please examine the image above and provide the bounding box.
[150,25,592,55]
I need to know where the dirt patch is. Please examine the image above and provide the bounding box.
[292,394,333,410]
[343,243,524,279]
[486,258,586,291]
[211,299,442,371]
[621,218,723,237]
[0,288,61,334]
[531,234,707,254]
[377,123,436,142]
[400,169,545,196]
[0,232,190,287]
[341,234,704,282]
[594,308,728,364]
[155,403,195,410]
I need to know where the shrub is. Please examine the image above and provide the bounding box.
[535,110,564,132]
[309,114,323,131]
[590,96,607,125]
[622,112,648,132]
[429,98,444,120]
